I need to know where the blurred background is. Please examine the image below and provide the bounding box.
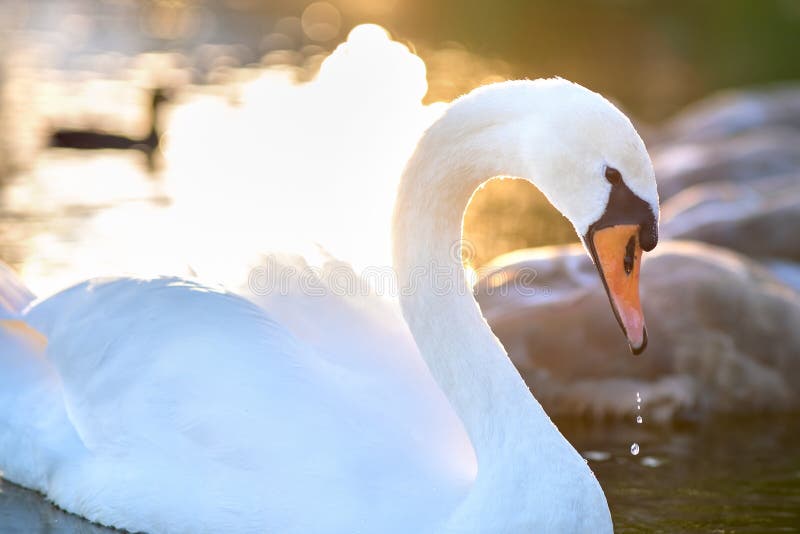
[0,0,799,532]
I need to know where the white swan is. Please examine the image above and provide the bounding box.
[0,78,659,533]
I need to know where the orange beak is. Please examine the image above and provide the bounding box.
[589,224,647,354]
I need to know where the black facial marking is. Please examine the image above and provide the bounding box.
[585,173,658,252]
[624,235,635,275]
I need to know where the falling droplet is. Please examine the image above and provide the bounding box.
[635,391,642,403]
[636,415,643,424]
[630,443,640,456]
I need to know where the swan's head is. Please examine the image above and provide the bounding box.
[480,79,660,353]
[527,79,658,353]
[401,79,659,352]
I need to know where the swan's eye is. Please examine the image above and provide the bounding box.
[604,166,622,185]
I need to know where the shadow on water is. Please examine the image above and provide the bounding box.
[1,416,798,532]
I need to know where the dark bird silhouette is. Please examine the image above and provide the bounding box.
[49,89,168,170]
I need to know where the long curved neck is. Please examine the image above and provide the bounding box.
[391,83,614,530]
[392,106,554,473]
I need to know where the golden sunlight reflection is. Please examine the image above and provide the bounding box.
[7,24,449,296]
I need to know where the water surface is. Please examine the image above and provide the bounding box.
[566,416,800,533]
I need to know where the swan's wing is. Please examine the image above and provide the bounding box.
[247,256,477,469]
[26,278,307,457]
[243,255,475,468]
[242,254,430,379]
[23,276,473,530]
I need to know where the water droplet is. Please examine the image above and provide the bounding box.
[636,415,643,424]
[630,442,640,456]
[635,391,642,403]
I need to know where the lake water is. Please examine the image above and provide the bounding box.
[2,417,798,532]
[565,417,800,533]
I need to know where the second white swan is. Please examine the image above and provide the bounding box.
[0,78,659,533]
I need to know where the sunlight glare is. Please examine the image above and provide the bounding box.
[161,23,444,287]
[8,23,453,297]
